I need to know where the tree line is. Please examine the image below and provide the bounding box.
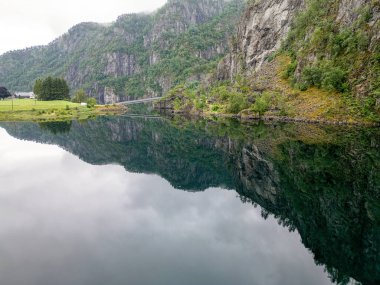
[33,77,70,101]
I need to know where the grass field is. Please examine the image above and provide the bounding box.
[0,99,81,111]
[0,99,126,121]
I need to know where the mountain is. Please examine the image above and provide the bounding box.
[0,0,245,103]
[163,0,380,122]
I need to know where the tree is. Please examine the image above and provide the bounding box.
[72,89,88,103]
[33,79,43,99]
[86,98,97,108]
[0,87,12,100]
[37,77,70,101]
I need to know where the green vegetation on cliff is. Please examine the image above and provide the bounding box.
[161,0,380,124]
[282,0,380,120]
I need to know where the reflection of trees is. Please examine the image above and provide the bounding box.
[1,117,379,284]
[38,121,72,134]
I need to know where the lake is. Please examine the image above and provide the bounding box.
[0,116,379,285]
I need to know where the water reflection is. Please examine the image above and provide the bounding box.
[0,117,379,285]
[39,120,72,134]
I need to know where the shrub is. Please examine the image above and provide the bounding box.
[194,95,206,110]
[301,66,323,88]
[211,105,220,112]
[226,92,248,114]
[283,61,297,79]
[87,98,97,108]
[321,67,347,92]
[72,89,88,103]
[252,92,272,116]
[173,98,181,111]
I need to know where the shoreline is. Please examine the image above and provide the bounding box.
[157,108,380,127]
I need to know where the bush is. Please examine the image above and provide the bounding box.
[173,98,181,111]
[283,61,297,79]
[301,66,323,88]
[72,89,88,103]
[87,98,97,108]
[322,67,347,92]
[194,95,206,110]
[252,92,272,116]
[226,92,248,114]
[211,105,220,112]
[298,82,309,91]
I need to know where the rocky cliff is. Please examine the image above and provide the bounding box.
[216,0,380,118]
[217,0,305,80]
[0,0,244,103]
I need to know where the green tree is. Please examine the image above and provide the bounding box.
[0,87,12,100]
[33,79,43,99]
[72,89,88,103]
[86,98,97,108]
[38,77,70,101]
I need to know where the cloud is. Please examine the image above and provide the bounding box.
[0,0,167,55]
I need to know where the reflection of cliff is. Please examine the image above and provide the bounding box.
[1,118,379,285]
[238,139,380,285]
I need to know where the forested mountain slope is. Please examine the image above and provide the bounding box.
[0,0,244,103]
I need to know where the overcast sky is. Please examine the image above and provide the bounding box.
[0,0,167,55]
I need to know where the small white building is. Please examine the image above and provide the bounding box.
[15,92,35,99]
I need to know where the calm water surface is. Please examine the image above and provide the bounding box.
[0,117,378,285]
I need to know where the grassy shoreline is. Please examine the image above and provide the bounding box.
[0,99,126,121]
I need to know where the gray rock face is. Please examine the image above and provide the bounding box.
[217,0,305,80]
[104,87,118,104]
[151,0,226,42]
[104,52,139,77]
[337,0,367,25]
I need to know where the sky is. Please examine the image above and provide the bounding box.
[0,0,167,55]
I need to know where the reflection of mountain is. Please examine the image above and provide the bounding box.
[1,117,379,285]
[1,118,236,191]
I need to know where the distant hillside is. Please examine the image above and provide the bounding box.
[0,0,245,103]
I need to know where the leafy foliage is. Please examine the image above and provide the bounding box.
[86,98,97,108]
[36,77,70,101]
[72,89,88,103]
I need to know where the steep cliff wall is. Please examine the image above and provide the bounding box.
[217,0,305,80]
